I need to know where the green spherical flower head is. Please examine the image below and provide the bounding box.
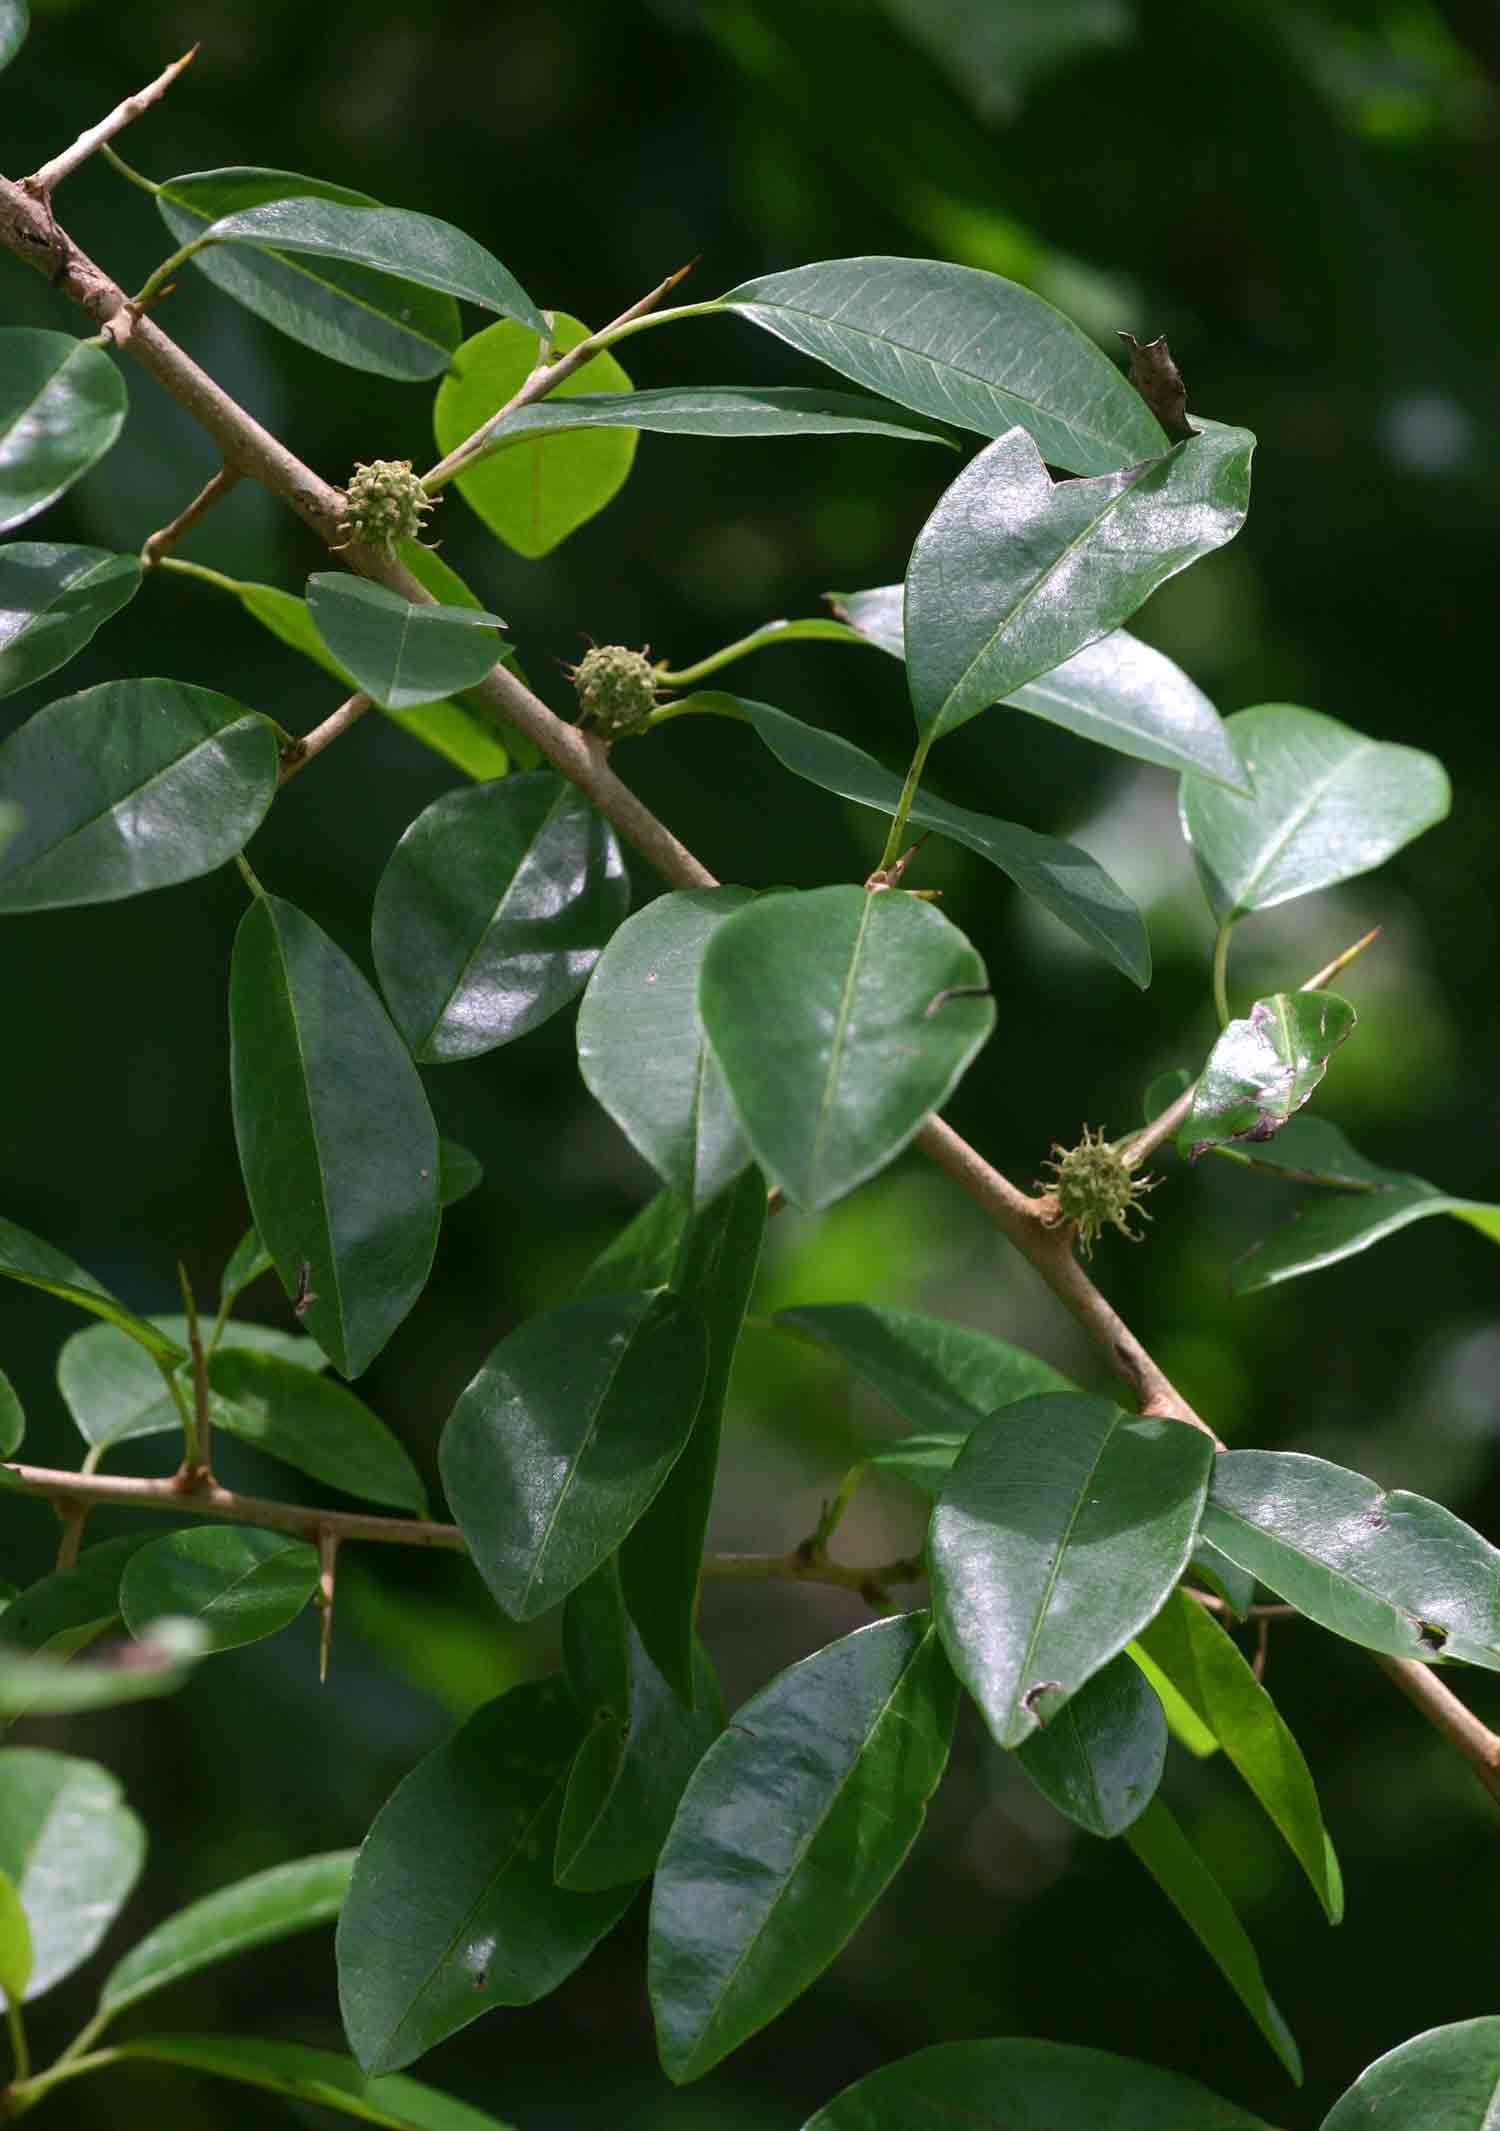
[571,645,659,739]
[1040,1125,1158,1257]
[339,459,436,556]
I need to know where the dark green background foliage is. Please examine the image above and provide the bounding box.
[3,2,1500,2126]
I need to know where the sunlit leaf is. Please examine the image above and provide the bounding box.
[1183,992,1356,1160]
[0,330,127,533]
[0,543,140,699]
[0,1749,144,1998]
[0,1866,32,2004]
[484,384,957,451]
[1322,2017,1500,2130]
[57,1316,325,1460]
[120,1527,319,1653]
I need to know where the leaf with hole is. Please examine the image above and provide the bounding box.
[649,1613,958,2083]
[699,883,995,1210]
[929,1394,1213,1747]
[1183,991,1356,1160]
[0,1215,185,1362]
[0,679,278,911]
[115,2036,520,2130]
[0,330,127,532]
[0,1749,144,1998]
[1015,1651,1166,1838]
[0,543,140,698]
[773,1303,1073,1436]
[1322,2017,1500,2130]
[120,1527,320,1653]
[305,576,508,711]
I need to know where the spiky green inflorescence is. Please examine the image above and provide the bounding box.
[1040,1125,1159,1257]
[570,644,660,738]
[338,459,436,555]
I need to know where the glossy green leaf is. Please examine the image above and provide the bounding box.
[0,1537,151,1663]
[719,257,1165,473]
[577,887,757,1209]
[58,1316,324,1458]
[116,2035,519,2130]
[0,330,127,532]
[0,0,26,71]
[0,679,278,911]
[372,773,628,1061]
[722,695,1149,984]
[1129,1642,1220,1759]
[338,1678,632,2074]
[774,1303,1073,1435]
[206,1348,428,1513]
[305,576,507,712]
[438,1140,484,1207]
[219,1227,274,1311]
[1125,1796,1300,2080]
[0,1215,185,1362]
[1015,1651,1166,1837]
[434,314,637,558]
[905,420,1255,742]
[0,1866,31,2004]
[120,1527,319,1653]
[1202,1450,1500,1668]
[200,195,546,334]
[699,884,995,1210]
[1180,704,1450,921]
[930,1394,1214,1747]
[0,1619,205,1716]
[1211,1114,1391,1190]
[1322,2017,1500,2129]
[828,587,1247,789]
[573,1188,688,1302]
[0,1366,20,1459]
[229,894,441,1378]
[1190,1537,1257,1620]
[557,1562,721,1889]
[487,384,957,451]
[440,1289,708,1620]
[865,1431,965,1494]
[621,1170,767,1701]
[649,1612,958,2083]
[158,167,462,381]
[100,1851,356,2018]
[0,1749,144,1999]
[1183,991,1356,1160]
[1138,1592,1341,1920]
[0,543,140,698]
[801,2036,1282,2130]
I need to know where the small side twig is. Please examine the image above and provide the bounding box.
[141,465,242,566]
[1373,1651,1500,1808]
[54,1502,89,1570]
[176,1261,213,1486]
[317,1525,339,1684]
[22,47,197,199]
[277,691,374,786]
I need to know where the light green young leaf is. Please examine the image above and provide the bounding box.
[0,544,141,698]
[0,1216,185,1363]
[1183,991,1357,1160]
[0,1749,144,1998]
[116,2035,520,2130]
[120,1528,320,1654]
[0,330,127,532]
[304,576,508,712]
[0,1866,32,2004]
[1322,2017,1500,2130]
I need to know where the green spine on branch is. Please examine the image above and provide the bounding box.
[338,459,436,555]
[570,645,660,738]
[1041,1125,1158,1256]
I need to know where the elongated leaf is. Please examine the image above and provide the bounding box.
[219,1227,273,1312]
[866,1431,966,1494]
[0,1367,20,1459]
[117,2035,518,2130]
[929,1394,1214,1747]
[649,1613,958,2083]
[120,1527,319,1653]
[721,695,1149,984]
[58,1316,324,1459]
[1183,992,1356,1160]
[802,2037,1282,2130]
[621,1170,766,1700]
[572,1189,688,1302]
[1125,1796,1300,2080]
[1322,2017,1500,2129]
[0,1866,31,2003]
[201,196,546,333]
[0,1215,185,1362]
[0,1,26,71]
[905,420,1254,742]
[229,894,440,1378]
[1234,1167,1500,1295]
[338,1679,632,2074]
[774,1303,1072,1434]
[1016,1651,1166,1837]
[206,1348,428,1513]
[1180,704,1450,921]
[0,1749,144,1999]
[1129,1642,1220,1759]
[828,587,1246,789]
[0,679,278,911]
[487,385,956,450]
[0,1537,151,1662]
[434,314,636,557]
[576,887,757,1209]
[159,167,462,381]
[440,1289,708,1620]
[1137,1590,1341,1921]
[699,883,995,1210]
[0,330,127,532]
[305,576,507,712]
[100,1851,356,2018]
[719,257,1165,473]
[0,1619,205,1716]
[1202,1450,1500,1668]
[0,543,140,698]
[372,773,627,1061]
[1191,1537,1257,1620]
[1211,1114,1391,1191]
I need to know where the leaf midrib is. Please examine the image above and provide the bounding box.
[262,908,347,1368]
[1225,737,1376,912]
[1007,1420,1117,1735]
[806,893,879,1195]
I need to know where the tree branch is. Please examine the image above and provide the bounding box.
[277,690,373,786]
[141,464,241,566]
[1372,1651,1500,1807]
[21,47,197,198]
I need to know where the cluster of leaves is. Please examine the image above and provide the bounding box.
[3,29,1500,2129]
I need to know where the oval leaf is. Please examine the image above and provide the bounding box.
[486,385,956,450]
[57,1317,325,1460]
[1234,1170,1500,1295]
[649,1613,958,2083]
[1322,2017,1500,2130]
[576,887,757,1209]
[930,1393,1214,1747]
[0,1749,144,1999]
[1184,991,1357,1160]
[719,257,1165,473]
[0,1214,185,1362]
[700,883,994,1211]
[1180,704,1451,921]
[205,1348,427,1514]
[372,773,628,1061]
[440,1289,708,1621]
[905,420,1255,742]
[0,1620,205,1717]
[0,679,278,911]
[0,330,127,533]
[337,1678,632,2075]
[773,1303,1073,1435]
[1016,1650,1166,1838]
[158,167,461,381]
[229,894,441,1378]
[120,1527,319,1653]
[0,1366,20,1459]
[117,2035,519,2131]
[100,1850,356,2018]
[0,1,26,71]
[304,576,508,711]
[0,1866,32,2003]
[0,1536,152,1665]
[0,543,141,699]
